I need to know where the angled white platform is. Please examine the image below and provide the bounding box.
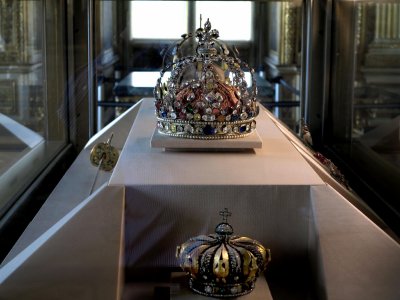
[0,184,125,300]
[0,113,45,208]
[1,102,141,266]
[310,184,400,300]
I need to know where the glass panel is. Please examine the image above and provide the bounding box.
[328,1,400,230]
[94,1,303,133]
[0,1,67,215]
[353,3,400,165]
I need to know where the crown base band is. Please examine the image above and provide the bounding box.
[158,130,254,140]
[157,119,256,139]
[189,278,255,298]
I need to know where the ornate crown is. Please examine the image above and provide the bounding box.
[154,19,259,140]
[176,209,271,297]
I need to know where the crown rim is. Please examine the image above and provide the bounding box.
[156,118,257,139]
[189,277,255,298]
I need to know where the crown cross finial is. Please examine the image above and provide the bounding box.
[204,18,211,32]
[219,208,232,223]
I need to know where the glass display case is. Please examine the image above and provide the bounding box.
[0,1,399,299]
[0,2,68,221]
[93,1,302,133]
[88,0,400,234]
[0,0,398,258]
[321,1,400,234]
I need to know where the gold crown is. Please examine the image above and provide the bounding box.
[154,19,259,140]
[176,209,271,297]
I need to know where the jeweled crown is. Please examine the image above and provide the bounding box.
[154,19,259,139]
[176,209,271,297]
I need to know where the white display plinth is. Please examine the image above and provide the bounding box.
[110,99,400,300]
[0,184,125,300]
[110,99,324,300]
[2,98,399,300]
[171,276,273,300]
[110,98,323,186]
[123,273,273,300]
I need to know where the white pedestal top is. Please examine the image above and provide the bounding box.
[110,98,323,186]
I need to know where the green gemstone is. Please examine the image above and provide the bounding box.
[186,103,194,113]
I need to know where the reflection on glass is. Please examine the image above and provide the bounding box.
[352,3,400,169]
[327,1,400,230]
[0,2,44,134]
[0,1,67,214]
